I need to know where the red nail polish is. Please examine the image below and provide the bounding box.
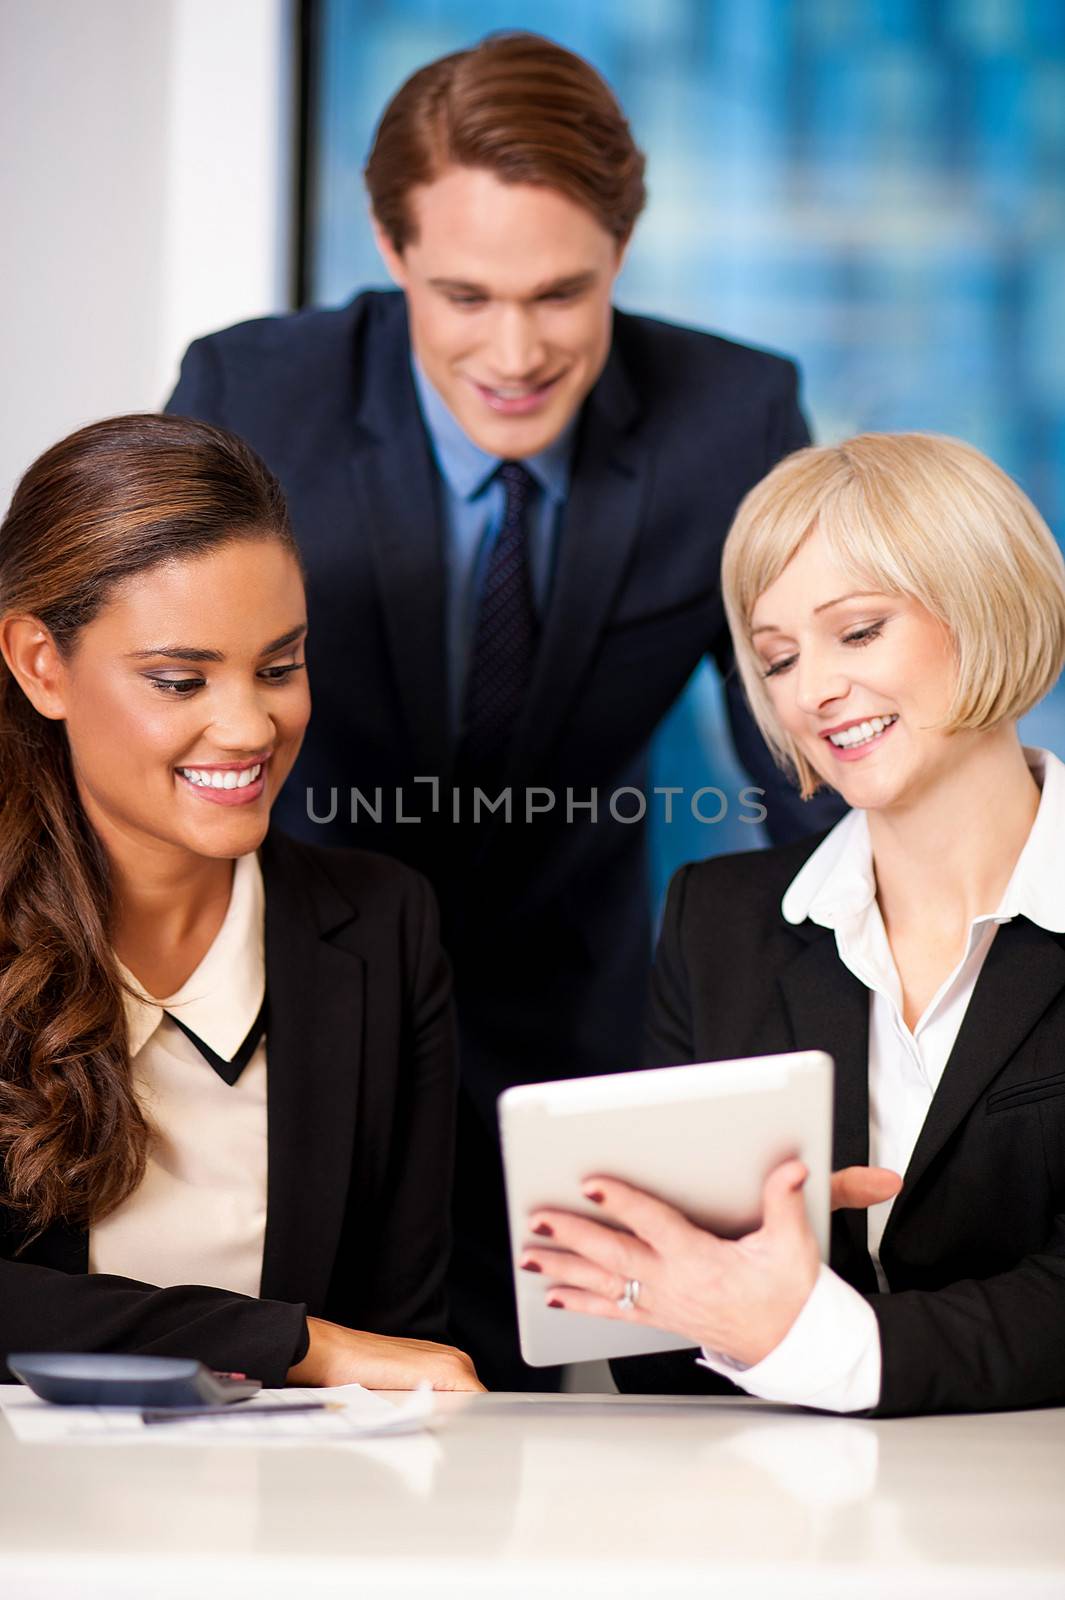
[547,1298,564,1309]
[584,1189,605,1204]
[520,1260,542,1273]
[533,1222,553,1238]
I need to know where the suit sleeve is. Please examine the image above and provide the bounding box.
[766,357,812,463]
[0,1259,308,1388]
[870,1218,1065,1416]
[164,335,227,423]
[358,872,458,1343]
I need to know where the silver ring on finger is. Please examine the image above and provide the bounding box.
[616,1278,641,1312]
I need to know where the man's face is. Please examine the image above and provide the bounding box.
[376,166,625,457]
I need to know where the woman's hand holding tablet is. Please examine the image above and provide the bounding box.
[522,1160,901,1367]
[501,1052,904,1368]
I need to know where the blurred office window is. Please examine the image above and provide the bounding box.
[301,0,1065,899]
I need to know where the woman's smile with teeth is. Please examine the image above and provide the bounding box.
[178,763,262,790]
[826,714,898,749]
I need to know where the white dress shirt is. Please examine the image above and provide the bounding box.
[699,747,1065,1412]
[89,851,268,1298]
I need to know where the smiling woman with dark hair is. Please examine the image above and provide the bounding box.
[0,413,480,1392]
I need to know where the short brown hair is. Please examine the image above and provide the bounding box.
[364,32,647,251]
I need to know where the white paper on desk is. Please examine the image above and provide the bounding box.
[0,1381,434,1447]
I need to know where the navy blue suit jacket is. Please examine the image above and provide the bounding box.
[167,290,842,1118]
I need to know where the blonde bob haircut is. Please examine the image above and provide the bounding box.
[722,432,1065,800]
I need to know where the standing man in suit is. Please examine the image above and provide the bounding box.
[167,30,843,1389]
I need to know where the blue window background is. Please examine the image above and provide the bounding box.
[305,0,1065,904]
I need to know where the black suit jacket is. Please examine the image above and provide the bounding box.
[0,832,456,1388]
[612,837,1065,1416]
[167,291,843,1119]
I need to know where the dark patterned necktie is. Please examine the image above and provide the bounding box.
[459,461,538,783]
[165,996,267,1087]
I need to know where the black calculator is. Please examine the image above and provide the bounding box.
[7,1352,262,1407]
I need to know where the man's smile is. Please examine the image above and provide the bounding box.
[468,371,566,415]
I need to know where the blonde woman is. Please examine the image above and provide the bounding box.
[520,434,1065,1416]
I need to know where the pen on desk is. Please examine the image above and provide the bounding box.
[141,1401,343,1426]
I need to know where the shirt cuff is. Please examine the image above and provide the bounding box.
[697,1264,881,1413]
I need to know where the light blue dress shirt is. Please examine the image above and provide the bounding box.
[411,360,575,729]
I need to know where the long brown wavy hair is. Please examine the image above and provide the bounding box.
[0,413,296,1235]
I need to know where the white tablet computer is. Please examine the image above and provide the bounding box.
[499,1050,833,1367]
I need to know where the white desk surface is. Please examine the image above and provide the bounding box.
[2,1390,1064,1600]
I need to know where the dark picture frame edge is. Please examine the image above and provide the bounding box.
[294,0,322,309]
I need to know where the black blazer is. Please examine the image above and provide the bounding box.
[0,832,457,1389]
[613,836,1065,1417]
[167,291,843,1117]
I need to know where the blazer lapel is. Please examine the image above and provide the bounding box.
[506,334,650,782]
[259,833,365,1310]
[777,925,870,1165]
[349,300,452,780]
[894,917,1065,1205]
[777,924,874,1281]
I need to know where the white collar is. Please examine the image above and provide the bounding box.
[120,851,265,1060]
[782,747,1065,936]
